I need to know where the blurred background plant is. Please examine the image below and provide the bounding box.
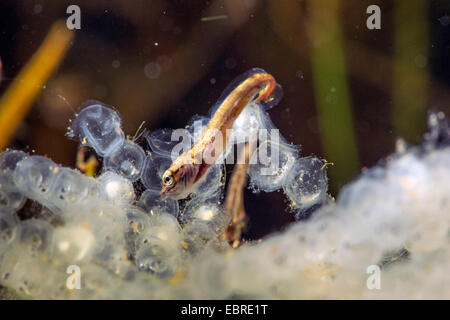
[0,0,449,239]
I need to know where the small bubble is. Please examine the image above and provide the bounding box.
[210,78,216,85]
[112,60,120,69]
[144,62,162,79]
[439,15,450,27]
[154,42,159,47]
[33,4,43,14]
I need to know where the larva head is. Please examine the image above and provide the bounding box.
[160,163,197,200]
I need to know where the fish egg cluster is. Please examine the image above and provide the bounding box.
[0,74,328,298]
[2,69,447,299]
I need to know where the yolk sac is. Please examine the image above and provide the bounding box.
[68,102,125,157]
[140,154,172,190]
[13,156,59,202]
[103,140,146,182]
[283,156,328,211]
[138,189,179,218]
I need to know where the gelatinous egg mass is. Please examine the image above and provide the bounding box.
[283,156,328,210]
[0,71,449,300]
[104,140,146,182]
[68,103,125,157]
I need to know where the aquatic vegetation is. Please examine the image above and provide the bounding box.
[0,67,448,299]
[0,21,73,151]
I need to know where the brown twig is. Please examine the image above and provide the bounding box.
[220,140,256,248]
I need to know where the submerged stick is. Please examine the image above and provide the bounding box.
[220,140,256,248]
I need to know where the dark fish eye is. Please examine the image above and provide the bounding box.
[163,171,174,186]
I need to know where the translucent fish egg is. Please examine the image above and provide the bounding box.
[0,175,26,213]
[0,150,28,182]
[134,213,181,276]
[181,220,223,255]
[148,212,182,232]
[49,168,89,208]
[191,164,224,200]
[134,213,181,252]
[16,219,54,257]
[135,238,180,277]
[103,140,146,181]
[86,176,107,199]
[0,150,28,212]
[248,139,299,192]
[138,189,179,217]
[230,103,264,144]
[145,128,191,159]
[140,154,172,190]
[13,156,59,202]
[68,102,125,157]
[180,204,230,234]
[120,206,151,237]
[52,225,96,262]
[0,214,18,256]
[283,156,328,210]
[98,171,135,204]
[117,206,152,256]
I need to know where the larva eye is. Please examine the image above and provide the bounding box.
[163,171,174,186]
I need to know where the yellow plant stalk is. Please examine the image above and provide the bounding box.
[0,20,74,151]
